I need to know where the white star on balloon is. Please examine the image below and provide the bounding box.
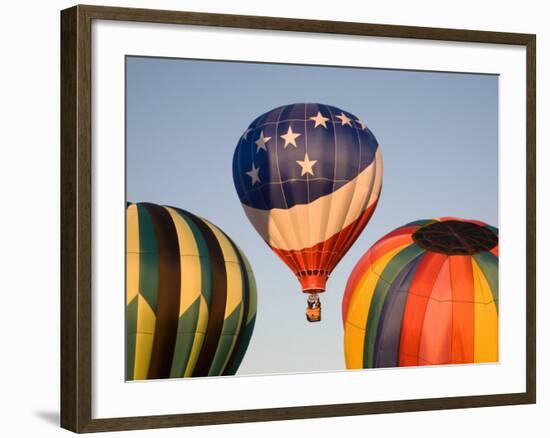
[336,112,352,126]
[296,153,318,176]
[255,131,271,152]
[355,119,367,130]
[280,126,301,148]
[309,111,330,129]
[246,163,261,185]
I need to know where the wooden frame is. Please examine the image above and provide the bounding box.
[60,4,536,433]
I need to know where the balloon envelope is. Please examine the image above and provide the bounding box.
[232,103,382,295]
[342,218,498,368]
[126,202,257,380]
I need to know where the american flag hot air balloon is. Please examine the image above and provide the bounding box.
[232,103,382,322]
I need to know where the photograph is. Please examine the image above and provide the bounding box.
[0,0,540,434]
[125,56,499,380]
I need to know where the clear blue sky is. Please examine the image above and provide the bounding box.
[126,56,498,375]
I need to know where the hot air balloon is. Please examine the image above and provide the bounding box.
[126,202,257,380]
[342,218,498,368]
[232,103,382,322]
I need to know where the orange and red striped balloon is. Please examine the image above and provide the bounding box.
[342,218,498,368]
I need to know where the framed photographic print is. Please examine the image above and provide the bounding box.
[60,4,536,433]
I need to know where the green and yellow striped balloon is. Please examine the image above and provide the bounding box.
[126,202,257,380]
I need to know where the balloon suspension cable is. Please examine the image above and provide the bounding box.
[306,293,322,323]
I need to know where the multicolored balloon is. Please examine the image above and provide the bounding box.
[342,218,498,368]
[126,202,257,380]
[232,103,382,321]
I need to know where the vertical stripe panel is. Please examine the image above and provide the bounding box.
[165,208,203,377]
[184,297,209,377]
[222,243,253,375]
[133,295,156,379]
[126,204,140,380]
[205,222,242,316]
[170,297,201,378]
[473,251,499,310]
[144,203,182,379]
[343,322,366,369]
[449,256,475,364]
[364,244,425,367]
[399,252,447,366]
[136,205,159,312]
[126,204,140,304]
[373,254,423,368]
[134,205,159,379]
[203,223,244,375]
[472,261,499,362]
[125,296,138,380]
[172,208,214,377]
[210,304,243,375]
[240,250,258,325]
[166,208,201,314]
[185,212,228,378]
[418,258,453,365]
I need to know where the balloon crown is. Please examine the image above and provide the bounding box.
[412,220,498,255]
